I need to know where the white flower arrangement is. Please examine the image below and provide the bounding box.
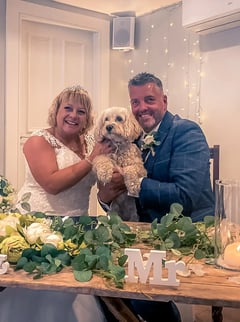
[140,131,160,156]
[0,212,63,263]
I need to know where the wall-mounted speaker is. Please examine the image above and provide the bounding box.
[112,17,135,50]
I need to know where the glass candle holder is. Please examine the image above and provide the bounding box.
[215,179,240,271]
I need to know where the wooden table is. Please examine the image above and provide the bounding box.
[0,259,240,321]
[0,222,240,321]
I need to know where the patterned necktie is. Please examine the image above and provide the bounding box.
[139,134,150,162]
[142,147,150,162]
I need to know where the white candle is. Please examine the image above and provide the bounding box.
[224,242,240,268]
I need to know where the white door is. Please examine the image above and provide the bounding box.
[6,0,110,214]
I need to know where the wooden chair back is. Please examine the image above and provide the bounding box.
[209,145,220,193]
[209,145,222,322]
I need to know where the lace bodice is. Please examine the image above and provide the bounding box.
[16,129,96,217]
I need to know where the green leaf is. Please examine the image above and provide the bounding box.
[157,224,168,239]
[168,232,181,248]
[119,223,131,231]
[15,256,28,270]
[194,249,206,259]
[164,238,174,249]
[95,225,111,243]
[21,248,39,259]
[73,270,92,282]
[85,254,98,269]
[32,255,46,263]
[109,263,126,281]
[32,212,46,218]
[176,216,193,231]
[63,217,75,227]
[169,203,183,216]
[118,254,128,266]
[79,248,92,256]
[41,244,58,257]
[78,215,94,226]
[20,202,31,212]
[20,192,31,202]
[97,216,109,225]
[112,227,124,243]
[84,230,95,244]
[63,225,78,240]
[56,251,71,266]
[23,261,37,273]
[71,254,88,271]
[204,215,215,228]
[151,218,158,230]
[95,246,111,257]
[161,213,176,226]
[108,214,123,226]
[97,255,109,270]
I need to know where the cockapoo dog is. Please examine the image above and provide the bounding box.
[93,107,147,221]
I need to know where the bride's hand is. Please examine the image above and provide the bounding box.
[97,168,126,204]
[88,140,113,161]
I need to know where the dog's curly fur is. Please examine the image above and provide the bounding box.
[93,107,147,221]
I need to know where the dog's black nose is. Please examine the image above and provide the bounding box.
[106,125,113,132]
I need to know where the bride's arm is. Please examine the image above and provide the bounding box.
[23,136,111,194]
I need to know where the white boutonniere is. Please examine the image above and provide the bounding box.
[141,131,160,156]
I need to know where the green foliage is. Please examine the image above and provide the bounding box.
[5,203,216,288]
[15,214,136,288]
[15,244,72,279]
[139,203,215,261]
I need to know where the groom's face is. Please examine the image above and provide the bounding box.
[129,82,167,133]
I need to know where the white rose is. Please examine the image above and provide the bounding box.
[143,134,154,145]
[0,215,20,236]
[24,222,52,244]
[41,233,63,247]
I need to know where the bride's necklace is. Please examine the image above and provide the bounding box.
[51,128,86,158]
[66,138,86,158]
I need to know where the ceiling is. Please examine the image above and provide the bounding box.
[53,0,181,16]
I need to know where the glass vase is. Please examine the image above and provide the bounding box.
[215,179,240,271]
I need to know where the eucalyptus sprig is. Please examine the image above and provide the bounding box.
[15,214,136,288]
[137,203,215,262]
[3,204,216,289]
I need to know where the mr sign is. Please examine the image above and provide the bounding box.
[124,248,186,286]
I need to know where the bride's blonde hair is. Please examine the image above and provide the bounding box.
[48,85,94,134]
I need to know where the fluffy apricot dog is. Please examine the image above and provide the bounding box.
[93,107,147,221]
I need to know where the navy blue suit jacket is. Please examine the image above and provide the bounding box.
[136,111,214,223]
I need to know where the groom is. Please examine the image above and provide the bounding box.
[98,72,214,322]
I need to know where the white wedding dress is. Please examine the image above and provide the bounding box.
[0,129,107,322]
[16,129,96,217]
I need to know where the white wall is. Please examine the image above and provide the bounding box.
[1,1,240,183]
[200,28,240,180]
[0,0,6,174]
[109,3,240,181]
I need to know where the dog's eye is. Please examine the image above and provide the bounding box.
[104,117,109,121]
[115,115,123,122]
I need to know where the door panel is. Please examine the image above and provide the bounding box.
[6,0,110,215]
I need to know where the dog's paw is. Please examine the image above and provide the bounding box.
[92,156,114,183]
[97,170,113,184]
[126,181,141,195]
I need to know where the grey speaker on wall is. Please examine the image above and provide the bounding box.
[112,17,135,50]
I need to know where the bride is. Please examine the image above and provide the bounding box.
[0,85,112,322]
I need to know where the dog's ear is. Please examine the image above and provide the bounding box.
[94,113,105,142]
[126,112,142,141]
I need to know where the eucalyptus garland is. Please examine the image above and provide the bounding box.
[0,203,215,289]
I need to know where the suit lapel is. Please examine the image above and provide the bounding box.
[144,111,175,174]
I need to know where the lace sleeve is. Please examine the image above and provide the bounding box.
[31,129,59,148]
[85,133,95,155]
